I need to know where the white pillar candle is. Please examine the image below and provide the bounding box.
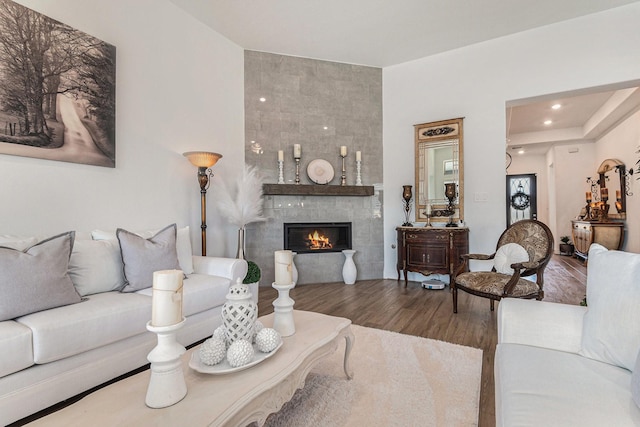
[151,270,184,327]
[340,146,347,157]
[274,250,293,285]
[278,150,284,161]
[356,151,361,161]
[293,144,301,158]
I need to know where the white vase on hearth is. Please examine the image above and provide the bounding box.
[342,250,357,285]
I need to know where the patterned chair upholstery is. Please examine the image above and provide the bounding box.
[451,219,554,313]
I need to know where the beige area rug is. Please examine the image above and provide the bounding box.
[263,325,483,426]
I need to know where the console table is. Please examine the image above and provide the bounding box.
[26,311,354,427]
[396,226,469,285]
[571,220,624,261]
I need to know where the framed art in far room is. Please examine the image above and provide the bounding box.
[0,0,116,167]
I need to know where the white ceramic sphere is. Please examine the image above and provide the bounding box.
[253,320,265,342]
[199,338,226,366]
[212,325,227,344]
[255,328,282,353]
[226,339,254,367]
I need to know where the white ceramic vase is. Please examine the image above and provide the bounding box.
[342,249,357,285]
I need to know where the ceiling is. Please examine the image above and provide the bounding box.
[170,0,639,68]
[170,0,640,157]
[506,84,640,156]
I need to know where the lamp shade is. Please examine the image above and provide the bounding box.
[183,151,222,168]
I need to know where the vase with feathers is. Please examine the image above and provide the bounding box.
[214,164,266,259]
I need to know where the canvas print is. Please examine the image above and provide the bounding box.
[0,0,116,167]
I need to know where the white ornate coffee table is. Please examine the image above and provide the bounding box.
[27,310,354,427]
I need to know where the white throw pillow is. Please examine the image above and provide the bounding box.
[68,239,125,296]
[494,243,529,275]
[91,225,193,274]
[579,244,640,371]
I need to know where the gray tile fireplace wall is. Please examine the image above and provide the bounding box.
[244,51,383,285]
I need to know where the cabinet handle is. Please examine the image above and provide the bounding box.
[422,254,425,263]
[408,234,418,239]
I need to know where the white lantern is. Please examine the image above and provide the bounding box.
[221,279,258,344]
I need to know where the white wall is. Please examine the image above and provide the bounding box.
[0,0,245,257]
[595,110,640,253]
[551,143,598,246]
[383,3,640,278]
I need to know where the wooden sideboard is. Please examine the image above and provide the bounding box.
[396,227,469,286]
[571,220,624,261]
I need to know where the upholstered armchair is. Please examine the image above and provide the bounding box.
[451,219,554,313]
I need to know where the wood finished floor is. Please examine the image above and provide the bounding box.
[258,254,587,427]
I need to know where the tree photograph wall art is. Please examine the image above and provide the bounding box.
[0,0,116,167]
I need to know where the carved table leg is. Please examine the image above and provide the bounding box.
[343,328,355,379]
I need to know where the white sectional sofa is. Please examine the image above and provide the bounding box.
[0,225,251,426]
[495,244,640,426]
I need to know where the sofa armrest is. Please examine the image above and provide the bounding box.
[192,256,247,282]
[497,298,586,354]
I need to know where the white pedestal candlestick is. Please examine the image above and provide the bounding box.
[277,160,285,184]
[145,318,187,408]
[151,270,184,327]
[272,282,295,336]
[356,160,362,186]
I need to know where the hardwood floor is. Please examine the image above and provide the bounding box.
[258,254,587,427]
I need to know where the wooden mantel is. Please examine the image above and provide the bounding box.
[263,183,374,196]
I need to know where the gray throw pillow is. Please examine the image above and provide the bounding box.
[117,224,181,292]
[633,349,640,409]
[0,231,81,321]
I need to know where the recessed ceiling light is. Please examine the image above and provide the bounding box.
[323,126,329,130]
[544,120,553,125]
[518,150,525,154]
[551,103,561,110]
[259,97,266,102]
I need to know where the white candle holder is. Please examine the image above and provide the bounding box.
[340,154,347,186]
[272,282,295,336]
[145,318,187,408]
[356,160,362,186]
[277,160,285,184]
[294,158,301,185]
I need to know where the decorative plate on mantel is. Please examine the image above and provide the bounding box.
[307,159,335,185]
[189,341,283,375]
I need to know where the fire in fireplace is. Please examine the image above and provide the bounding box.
[284,222,352,254]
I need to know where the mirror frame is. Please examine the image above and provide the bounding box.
[414,117,464,225]
[597,158,626,219]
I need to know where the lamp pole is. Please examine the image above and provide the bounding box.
[183,151,222,256]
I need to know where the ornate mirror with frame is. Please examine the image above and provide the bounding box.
[414,118,464,225]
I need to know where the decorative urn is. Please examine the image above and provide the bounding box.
[221,279,258,344]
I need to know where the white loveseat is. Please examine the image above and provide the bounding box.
[0,225,251,426]
[495,244,640,426]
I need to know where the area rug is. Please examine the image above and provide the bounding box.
[263,325,483,426]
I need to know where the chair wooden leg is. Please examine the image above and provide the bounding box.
[452,288,458,313]
[490,299,495,311]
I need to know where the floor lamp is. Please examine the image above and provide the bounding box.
[183,151,222,256]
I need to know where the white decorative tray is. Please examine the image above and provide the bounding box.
[307,159,334,184]
[189,341,283,375]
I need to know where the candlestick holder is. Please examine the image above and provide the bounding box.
[145,318,187,408]
[277,160,285,184]
[356,160,362,186]
[294,158,301,185]
[340,155,347,186]
[272,282,295,337]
